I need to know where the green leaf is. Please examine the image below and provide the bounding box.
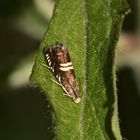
[30,0,129,140]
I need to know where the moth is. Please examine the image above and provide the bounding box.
[43,43,80,103]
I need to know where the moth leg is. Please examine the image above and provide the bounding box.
[42,64,51,69]
[51,78,61,86]
[62,92,72,96]
[51,78,70,96]
[60,85,71,96]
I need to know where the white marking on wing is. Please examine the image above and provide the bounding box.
[48,61,52,66]
[47,59,51,63]
[58,76,61,82]
[46,54,49,57]
[60,62,72,67]
[59,66,73,71]
[56,75,58,79]
[46,56,50,59]
[52,68,54,72]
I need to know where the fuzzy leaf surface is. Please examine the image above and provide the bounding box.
[30,0,129,139]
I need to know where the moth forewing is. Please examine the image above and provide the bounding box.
[43,43,80,103]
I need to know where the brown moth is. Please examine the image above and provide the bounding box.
[43,43,80,103]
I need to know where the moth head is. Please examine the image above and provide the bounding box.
[55,43,67,52]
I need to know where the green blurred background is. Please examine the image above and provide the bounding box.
[0,0,139,140]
